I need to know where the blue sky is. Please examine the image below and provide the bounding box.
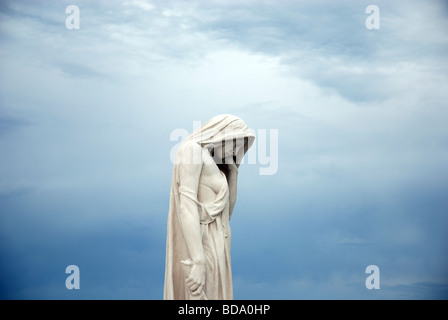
[1,0,448,299]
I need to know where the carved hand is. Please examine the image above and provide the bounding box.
[186,262,206,296]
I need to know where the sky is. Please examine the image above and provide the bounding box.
[0,0,447,299]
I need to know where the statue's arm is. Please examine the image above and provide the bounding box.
[178,145,205,265]
[178,144,206,295]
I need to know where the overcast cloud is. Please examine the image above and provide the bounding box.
[1,0,447,299]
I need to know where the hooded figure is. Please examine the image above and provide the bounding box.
[164,114,255,300]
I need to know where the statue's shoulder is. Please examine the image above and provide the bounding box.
[177,140,204,165]
[178,140,202,153]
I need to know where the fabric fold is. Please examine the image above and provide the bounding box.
[178,171,229,226]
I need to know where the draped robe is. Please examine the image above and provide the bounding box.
[163,114,255,300]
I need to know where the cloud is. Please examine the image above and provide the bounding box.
[124,0,155,12]
[0,112,30,136]
[186,0,448,103]
[0,181,36,199]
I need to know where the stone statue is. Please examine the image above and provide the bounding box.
[164,114,255,300]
